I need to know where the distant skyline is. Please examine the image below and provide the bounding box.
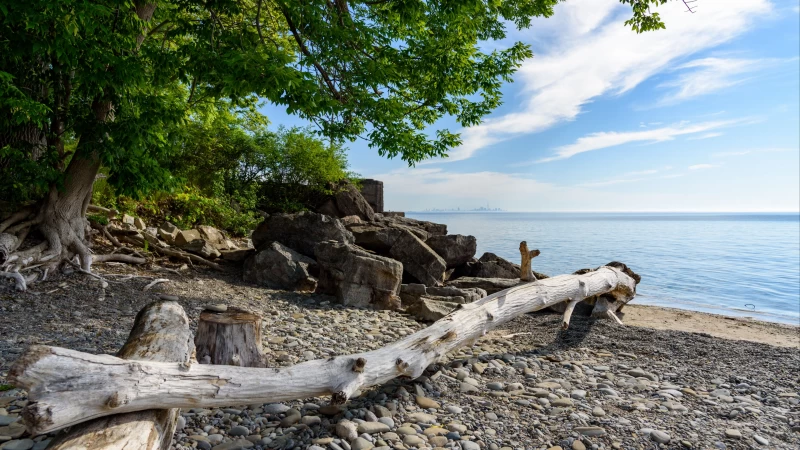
[262,0,800,212]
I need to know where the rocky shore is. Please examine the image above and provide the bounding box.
[1,268,798,450]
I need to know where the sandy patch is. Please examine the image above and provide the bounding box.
[622,304,799,348]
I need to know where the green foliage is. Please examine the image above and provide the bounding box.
[0,384,13,392]
[620,0,668,33]
[0,1,667,214]
[86,214,109,226]
[106,188,261,236]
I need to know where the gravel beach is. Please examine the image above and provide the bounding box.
[1,266,798,450]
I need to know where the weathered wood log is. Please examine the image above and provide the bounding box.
[518,241,541,282]
[46,301,195,450]
[87,204,119,219]
[10,265,638,435]
[195,308,267,367]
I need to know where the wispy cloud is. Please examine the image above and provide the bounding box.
[434,0,771,162]
[535,119,748,163]
[688,164,719,170]
[711,148,795,157]
[577,166,675,187]
[658,57,795,105]
[688,132,724,140]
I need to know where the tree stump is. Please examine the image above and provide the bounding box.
[519,241,541,282]
[195,307,266,367]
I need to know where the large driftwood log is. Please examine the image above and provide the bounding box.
[10,265,637,435]
[195,308,267,367]
[46,301,194,450]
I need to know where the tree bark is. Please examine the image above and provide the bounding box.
[10,265,638,435]
[46,300,194,450]
[195,308,267,367]
[518,241,540,282]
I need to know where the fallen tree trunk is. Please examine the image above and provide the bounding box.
[46,301,195,450]
[10,264,637,435]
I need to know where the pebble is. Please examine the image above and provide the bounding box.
[650,430,671,444]
[206,304,227,313]
[351,437,374,450]
[415,396,440,409]
[724,429,742,439]
[591,406,605,417]
[0,440,34,450]
[357,422,390,434]
[753,435,769,445]
[460,441,481,450]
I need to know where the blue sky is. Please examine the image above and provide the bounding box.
[262,0,800,212]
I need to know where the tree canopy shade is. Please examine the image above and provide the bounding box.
[0,0,667,280]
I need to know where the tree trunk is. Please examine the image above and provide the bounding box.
[518,241,540,282]
[46,301,194,450]
[10,265,639,435]
[195,308,267,367]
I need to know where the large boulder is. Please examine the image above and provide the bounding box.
[473,252,520,278]
[407,298,459,322]
[389,230,447,286]
[334,184,375,221]
[346,223,401,253]
[425,234,477,268]
[198,225,229,250]
[174,229,202,247]
[251,211,354,257]
[158,222,179,244]
[376,214,447,236]
[180,239,221,259]
[446,277,522,294]
[243,242,317,292]
[399,283,485,308]
[315,241,402,310]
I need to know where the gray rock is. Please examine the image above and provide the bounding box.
[211,441,254,450]
[459,441,481,450]
[174,229,202,247]
[446,277,521,294]
[0,416,18,426]
[388,230,447,286]
[180,239,221,259]
[228,425,250,437]
[650,430,671,444]
[176,415,186,431]
[357,422,390,434]
[263,403,291,414]
[473,252,520,279]
[425,235,477,268]
[252,211,354,257]
[0,440,34,450]
[753,435,769,445]
[158,221,179,244]
[724,429,742,439]
[334,184,376,221]
[242,241,318,292]
[315,241,402,310]
[407,298,459,321]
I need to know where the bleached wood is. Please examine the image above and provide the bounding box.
[518,241,541,282]
[560,299,580,330]
[11,266,637,435]
[195,308,267,367]
[46,301,195,450]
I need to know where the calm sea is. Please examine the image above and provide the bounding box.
[406,212,800,325]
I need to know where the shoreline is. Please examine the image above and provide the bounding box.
[621,303,799,348]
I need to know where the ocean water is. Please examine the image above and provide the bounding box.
[406,212,800,325]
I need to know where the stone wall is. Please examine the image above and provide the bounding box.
[359,179,384,213]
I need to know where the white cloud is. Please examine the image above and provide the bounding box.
[535,119,745,163]
[688,132,724,140]
[435,0,771,163]
[712,148,795,157]
[577,166,675,187]
[658,57,793,105]
[688,164,719,170]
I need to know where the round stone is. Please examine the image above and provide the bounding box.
[650,430,671,444]
[592,407,606,417]
[486,382,505,391]
[228,425,249,437]
[725,429,742,439]
[572,441,586,450]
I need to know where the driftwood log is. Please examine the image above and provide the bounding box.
[10,264,638,435]
[519,241,541,282]
[47,301,195,450]
[195,308,267,367]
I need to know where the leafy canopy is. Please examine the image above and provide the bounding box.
[1,0,667,203]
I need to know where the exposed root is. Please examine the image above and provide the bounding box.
[0,270,26,291]
[0,207,35,233]
[143,278,170,291]
[86,204,119,219]
[120,236,223,272]
[92,254,146,265]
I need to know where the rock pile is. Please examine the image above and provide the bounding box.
[240,187,544,320]
[109,215,245,261]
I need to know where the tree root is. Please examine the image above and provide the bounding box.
[120,236,223,272]
[92,254,147,265]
